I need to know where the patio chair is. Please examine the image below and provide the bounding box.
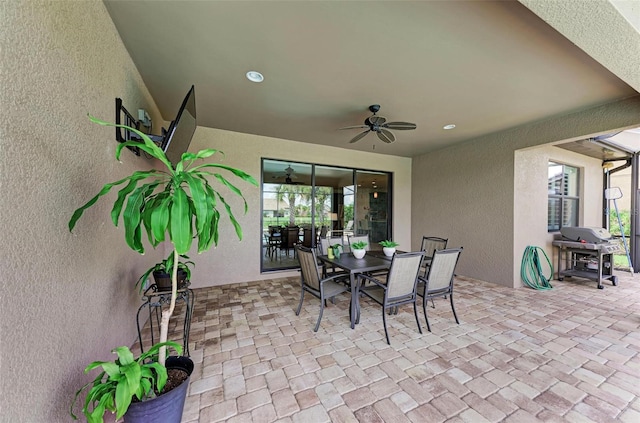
[419,236,448,276]
[417,247,463,332]
[356,251,425,345]
[295,246,350,332]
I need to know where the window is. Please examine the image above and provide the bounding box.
[548,162,579,231]
[261,159,392,272]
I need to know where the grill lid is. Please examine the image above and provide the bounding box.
[560,227,612,243]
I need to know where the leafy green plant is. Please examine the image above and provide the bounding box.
[351,241,367,250]
[379,240,399,248]
[136,252,194,293]
[71,341,181,423]
[69,115,257,364]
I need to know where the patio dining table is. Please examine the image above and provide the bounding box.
[317,253,393,329]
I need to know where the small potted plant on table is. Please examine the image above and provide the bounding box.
[351,241,368,259]
[329,243,342,259]
[379,240,399,257]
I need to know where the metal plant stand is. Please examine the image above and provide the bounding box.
[136,282,194,356]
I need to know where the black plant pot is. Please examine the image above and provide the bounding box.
[153,270,188,292]
[124,356,194,423]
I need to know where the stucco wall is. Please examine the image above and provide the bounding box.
[412,96,640,288]
[1,2,164,421]
[412,133,516,287]
[186,127,413,287]
[514,145,603,285]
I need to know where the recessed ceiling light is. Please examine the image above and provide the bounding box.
[443,124,456,130]
[246,71,264,83]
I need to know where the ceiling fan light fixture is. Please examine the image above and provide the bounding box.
[246,71,264,83]
[443,124,456,130]
[339,104,416,144]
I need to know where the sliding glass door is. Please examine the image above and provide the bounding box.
[261,159,391,271]
[354,170,391,244]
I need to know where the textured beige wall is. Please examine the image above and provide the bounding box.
[518,0,640,92]
[610,167,632,210]
[514,146,603,285]
[412,96,640,288]
[186,127,412,287]
[1,2,165,421]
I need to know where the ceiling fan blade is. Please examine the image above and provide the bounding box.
[377,129,395,143]
[384,121,417,130]
[350,130,371,143]
[368,116,386,126]
[339,125,368,130]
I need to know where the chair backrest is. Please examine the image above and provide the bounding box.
[319,237,342,255]
[347,234,370,252]
[420,236,448,259]
[269,225,282,235]
[345,220,354,231]
[297,246,321,290]
[424,247,463,292]
[281,227,299,248]
[303,227,314,247]
[386,251,425,299]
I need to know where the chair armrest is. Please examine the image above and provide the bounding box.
[358,273,387,289]
[322,273,351,284]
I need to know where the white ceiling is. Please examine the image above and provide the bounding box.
[103,0,640,158]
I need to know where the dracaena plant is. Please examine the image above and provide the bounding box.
[70,341,181,423]
[69,115,257,364]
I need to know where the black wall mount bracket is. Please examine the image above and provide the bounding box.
[115,98,164,156]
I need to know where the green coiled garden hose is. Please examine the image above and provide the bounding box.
[521,246,553,290]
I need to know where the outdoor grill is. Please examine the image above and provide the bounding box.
[552,227,622,289]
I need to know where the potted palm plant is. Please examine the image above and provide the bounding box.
[351,241,367,259]
[69,115,257,421]
[330,243,342,259]
[379,240,399,257]
[71,341,190,423]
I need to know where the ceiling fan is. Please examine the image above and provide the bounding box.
[340,104,417,144]
[272,165,304,185]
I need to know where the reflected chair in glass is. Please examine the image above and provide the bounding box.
[356,251,425,345]
[295,246,351,332]
[319,225,328,240]
[281,226,300,258]
[302,227,314,247]
[417,247,463,332]
[265,233,281,261]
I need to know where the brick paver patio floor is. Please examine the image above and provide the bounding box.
[139,272,640,422]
